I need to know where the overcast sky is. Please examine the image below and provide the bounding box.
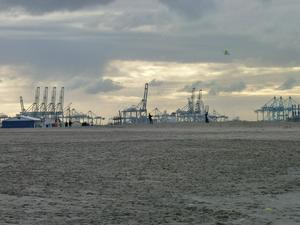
[0,0,300,120]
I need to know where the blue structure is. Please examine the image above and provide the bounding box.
[2,116,41,128]
[255,96,300,121]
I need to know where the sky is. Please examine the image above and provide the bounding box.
[0,0,300,121]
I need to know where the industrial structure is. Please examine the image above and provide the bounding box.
[113,83,149,125]
[20,87,65,121]
[255,96,300,121]
[0,113,8,122]
[112,84,228,125]
[2,116,41,128]
[149,108,177,123]
[152,88,228,123]
[20,87,104,126]
[64,107,105,125]
[174,88,228,122]
[16,83,230,127]
[175,88,207,122]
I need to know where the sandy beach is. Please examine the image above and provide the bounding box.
[0,122,299,225]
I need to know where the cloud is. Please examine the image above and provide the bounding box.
[1,0,300,120]
[149,79,165,87]
[277,78,299,90]
[209,80,247,95]
[159,0,216,19]
[180,81,204,92]
[85,78,123,94]
[0,0,300,69]
[258,0,272,5]
[67,75,124,94]
[0,0,115,14]
[180,80,247,95]
[68,77,90,90]
[107,60,300,97]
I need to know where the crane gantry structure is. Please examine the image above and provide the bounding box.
[64,107,104,125]
[176,88,208,122]
[175,88,228,123]
[20,87,104,126]
[113,83,149,125]
[112,84,228,125]
[20,87,65,120]
[255,96,300,121]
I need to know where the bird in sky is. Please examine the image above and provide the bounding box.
[224,49,230,56]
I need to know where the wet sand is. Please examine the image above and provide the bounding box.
[0,122,299,225]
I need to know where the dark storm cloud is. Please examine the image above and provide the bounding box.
[0,0,114,14]
[159,0,216,18]
[0,0,299,72]
[0,38,115,79]
[209,80,247,95]
[67,76,124,94]
[85,79,123,94]
[180,80,247,95]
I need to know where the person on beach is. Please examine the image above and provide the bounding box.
[205,112,209,123]
[148,113,153,124]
